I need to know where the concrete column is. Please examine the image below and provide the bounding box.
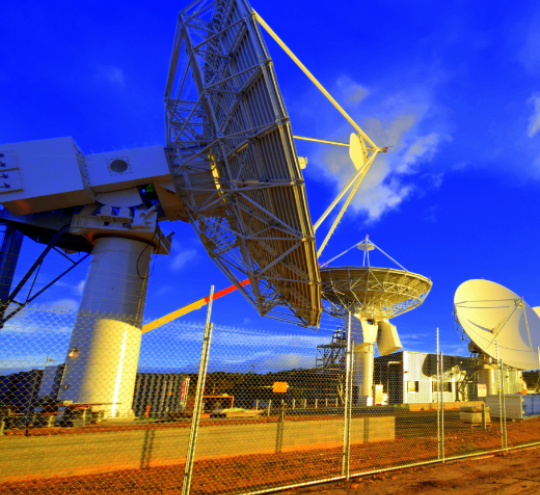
[348,313,379,407]
[58,237,151,417]
[353,343,374,406]
[476,354,498,397]
[478,367,497,396]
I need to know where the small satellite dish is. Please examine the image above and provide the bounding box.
[349,133,368,171]
[454,279,540,370]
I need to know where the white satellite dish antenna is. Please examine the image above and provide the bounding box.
[454,279,540,371]
[321,235,432,405]
[349,133,369,171]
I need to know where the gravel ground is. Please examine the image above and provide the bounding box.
[276,446,540,494]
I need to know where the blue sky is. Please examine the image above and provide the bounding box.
[2,0,540,363]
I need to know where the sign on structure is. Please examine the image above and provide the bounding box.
[407,380,418,393]
[273,382,289,394]
[477,384,487,398]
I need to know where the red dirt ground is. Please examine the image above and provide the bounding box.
[1,417,540,494]
[275,447,540,494]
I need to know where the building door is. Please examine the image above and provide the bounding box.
[387,363,403,404]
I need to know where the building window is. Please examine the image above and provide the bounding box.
[432,382,452,393]
[407,381,420,393]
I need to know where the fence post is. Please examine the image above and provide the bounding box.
[440,350,444,461]
[537,346,540,394]
[25,371,39,437]
[342,311,353,478]
[501,360,507,450]
[495,340,505,451]
[496,340,508,451]
[537,347,540,399]
[181,286,215,495]
[436,328,445,462]
[436,328,441,460]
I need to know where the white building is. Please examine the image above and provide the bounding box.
[373,351,524,404]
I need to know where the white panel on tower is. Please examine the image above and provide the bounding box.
[0,137,92,215]
[350,319,379,348]
[84,146,171,193]
[378,320,402,356]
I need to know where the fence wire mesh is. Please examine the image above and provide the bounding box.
[0,303,539,494]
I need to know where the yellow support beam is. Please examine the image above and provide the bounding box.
[293,135,349,147]
[142,279,250,334]
[313,148,379,232]
[254,11,377,150]
[317,150,379,258]
[142,298,208,334]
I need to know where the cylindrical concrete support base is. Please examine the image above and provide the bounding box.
[478,368,497,396]
[353,344,374,406]
[58,237,151,417]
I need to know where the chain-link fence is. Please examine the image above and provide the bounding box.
[1,304,540,494]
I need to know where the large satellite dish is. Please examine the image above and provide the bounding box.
[317,236,432,405]
[454,279,540,370]
[164,0,321,326]
[321,266,432,320]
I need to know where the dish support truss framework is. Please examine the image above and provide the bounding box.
[165,0,321,327]
[320,267,432,319]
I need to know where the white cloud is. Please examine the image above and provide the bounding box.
[0,354,63,371]
[76,280,85,295]
[49,298,80,311]
[94,66,126,86]
[321,109,448,222]
[533,156,540,178]
[55,279,85,296]
[141,322,331,372]
[337,76,369,105]
[255,353,315,371]
[441,343,469,356]
[3,313,74,334]
[519,26,540,74]
[317,83,450,222]
[527,93,540,138]
[365,114,418,147]
[146,320,330,350]
[2,300,78,327]
[424,173,444,189]
[397,133,446,174]
[400,333,429,341]
[154,285,171,297]
[423,205,438,223]
[452,161,469,171]
[211,328,327,350]
[170,248,197,271]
